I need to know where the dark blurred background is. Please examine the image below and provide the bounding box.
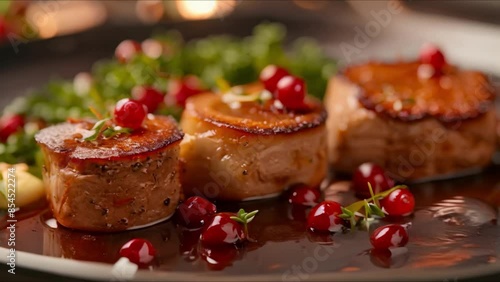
[1,0,500,107]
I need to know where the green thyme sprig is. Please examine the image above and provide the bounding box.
[230,208,259,241]
[339,184,409,229]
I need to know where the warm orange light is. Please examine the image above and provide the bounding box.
[176,0,235,20]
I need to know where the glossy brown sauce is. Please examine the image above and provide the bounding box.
[1,165,499,275]
[344,62,495,122]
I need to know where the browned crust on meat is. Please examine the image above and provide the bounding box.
[184,87,327,135]
[343,61,495,123]
[35,115,184,161]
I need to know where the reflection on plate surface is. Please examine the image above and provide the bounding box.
[0,165,499,280]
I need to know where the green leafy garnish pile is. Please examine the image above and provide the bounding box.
[1,22,336,168]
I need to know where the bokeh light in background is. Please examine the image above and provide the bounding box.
[136,0,164,24]
[170,0,237,21]
[25,1,106,39]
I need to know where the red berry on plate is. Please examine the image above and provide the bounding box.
[288,185,321,206]
[419,44,446,71]
[166,75,203,107]
[119,238,156,266]
[200,213,245,245]
[114,98,147,130]
[0,114,25,142]
[307,201,344,233]
[132,86,164,113]
[380,188,415,217]
[259,65,289,93]
[370,224,408,249]
[175,196,217,229]
[352,163,394,198]
[275,75,307,110]
[115,40,141,63]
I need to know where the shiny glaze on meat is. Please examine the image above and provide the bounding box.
[344,62,495,122]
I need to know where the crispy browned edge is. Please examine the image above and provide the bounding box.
[340,62,496,123]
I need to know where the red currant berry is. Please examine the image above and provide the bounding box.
[307,201,344,233]
[419,44,446,71]
[119,238,156,267]
[288,185,321,206]
[352,163,394,198]
[0,114,25,142]
[370,224,408,249]
[380,188,415,217]
[259,65,289,93]
[166,76,203,107]
[132,86,164,113]
[115,40,141,63]
[113,98,147,130]
[200,213,245,245]
[174,196,217,229]
[275,76,307,110]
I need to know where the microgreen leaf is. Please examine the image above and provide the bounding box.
[84,118,109,141]
[368,203,385,217]
[102,127,132,138]
[341,185,409,230]
[230,208,259,242]
[216,78,231,93]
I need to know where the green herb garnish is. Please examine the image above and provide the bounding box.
[339,185,409,229]
[231,208,259,241]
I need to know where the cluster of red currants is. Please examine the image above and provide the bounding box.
[287,162,415,251]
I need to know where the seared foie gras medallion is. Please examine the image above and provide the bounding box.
[180,83,328,201]
[326,46,496,181]
[35,115,183,232]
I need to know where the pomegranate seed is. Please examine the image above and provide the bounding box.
[259,65,289,93]
[380,188,415,217]
[307,201,344,233]
[419,44,446,71]
[200,213,245,245]
[113,98,147,130]
[352,163,394,198]
[370,224,408,249]
[132,86,164,113]
[119,238,156,267]
[166,75,203,107]
[200,244,239,271]
[0,115,25,142]
[174,196,217,229]
[288,185,321,206]
[275,75,307,110]
[115,40,141,63]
